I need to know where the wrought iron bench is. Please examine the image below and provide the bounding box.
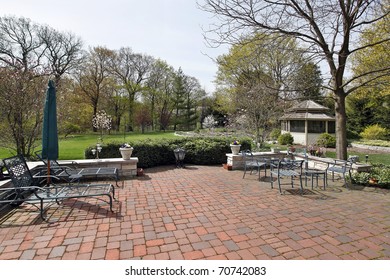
[0,155,116,222]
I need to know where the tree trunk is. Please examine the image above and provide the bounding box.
[335,94,348,160]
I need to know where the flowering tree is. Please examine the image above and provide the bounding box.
[202,115,217,130]
[92,110,112,142]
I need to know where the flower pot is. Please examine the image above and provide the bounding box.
[230,144,241,155]
[369,178,378,185]
[119,147,133,160]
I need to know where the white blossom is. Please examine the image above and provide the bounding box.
[202,115,217,129]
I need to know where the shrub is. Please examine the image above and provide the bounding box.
[360,124,389,140]
[349,164,390,188]
[278,133,294,145]
[62,122,81,138]
[316,133,336,148]
[270,128,281,140]
[84,137,252,168]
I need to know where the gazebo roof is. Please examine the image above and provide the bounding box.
[280,100,335,120]
[287,100,330,112]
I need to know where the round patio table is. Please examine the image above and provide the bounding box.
[304,169,327,190]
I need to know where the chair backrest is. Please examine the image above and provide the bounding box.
[280,159,304,171]
[332,159,352,172]
[2,155,34,190]
[241,150,253,159]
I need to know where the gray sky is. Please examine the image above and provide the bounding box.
[0,0,227,93]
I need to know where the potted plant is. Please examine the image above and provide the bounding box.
[230,140,241,155]
[119,143,133,160]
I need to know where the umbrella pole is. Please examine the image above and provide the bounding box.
[47,160,51,186]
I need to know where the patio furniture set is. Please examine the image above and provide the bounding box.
[0,154,119,222]
[241,150,353,194]
[0,150,354,222]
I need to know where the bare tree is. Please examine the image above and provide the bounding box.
[0,16,48,156]
[235,72,280,147]
[39,26,85,87]
[0,16,46,74]
[199,0,390,159]
[0,68,46,156]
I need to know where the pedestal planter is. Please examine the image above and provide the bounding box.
[230,144,241,155]
[119,147,133,160]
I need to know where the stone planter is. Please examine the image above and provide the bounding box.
[230,144,241,155]
[119,147,133,160]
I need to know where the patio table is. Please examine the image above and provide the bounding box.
[304,169,327,190]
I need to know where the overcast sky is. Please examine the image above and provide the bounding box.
[0,0,227,93]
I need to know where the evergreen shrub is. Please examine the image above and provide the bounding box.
[85,137,252,168]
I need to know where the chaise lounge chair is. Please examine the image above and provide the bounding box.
[35,151,121,187]
[0,155,116,222]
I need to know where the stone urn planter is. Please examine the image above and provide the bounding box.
[119,146,133,160]
[230,144,241,155]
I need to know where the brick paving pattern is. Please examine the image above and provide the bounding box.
[0,165,389,260]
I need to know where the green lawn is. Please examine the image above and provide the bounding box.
[2,133,389,165]
[325,151,390,166]
[0,131,179,160]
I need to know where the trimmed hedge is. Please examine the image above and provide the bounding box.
[85,137,252,168]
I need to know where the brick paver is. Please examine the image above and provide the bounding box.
[0,165,389,260]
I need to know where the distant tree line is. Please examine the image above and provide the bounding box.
[0,16,207,156]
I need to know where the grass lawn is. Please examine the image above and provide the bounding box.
[0,131,179,160]
[325,151,390,166]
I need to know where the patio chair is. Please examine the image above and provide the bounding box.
[326,159,353,188]
[241,150,267,180]
[35,151,120,187]
[270,159,304,194]
[0,155,116,222]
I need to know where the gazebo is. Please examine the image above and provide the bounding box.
[279,100,335,146]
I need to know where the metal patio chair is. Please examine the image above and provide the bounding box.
[326,159,353,188]
[241,150,267,180]
[270,159,305,194]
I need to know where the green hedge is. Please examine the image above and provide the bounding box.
[85,137,252,168]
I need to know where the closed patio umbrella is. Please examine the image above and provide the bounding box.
[41,80,59,185]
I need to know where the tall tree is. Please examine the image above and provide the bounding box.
[39,25,85,88]
[172,68,188,130]
[75,46,113,131]
[108,47,154,131]
[291,62,323,103]
[347,12,390,133]
[199,0,390,159]
[144,59,175,130]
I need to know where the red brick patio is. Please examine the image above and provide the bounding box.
[0,165,389,260]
